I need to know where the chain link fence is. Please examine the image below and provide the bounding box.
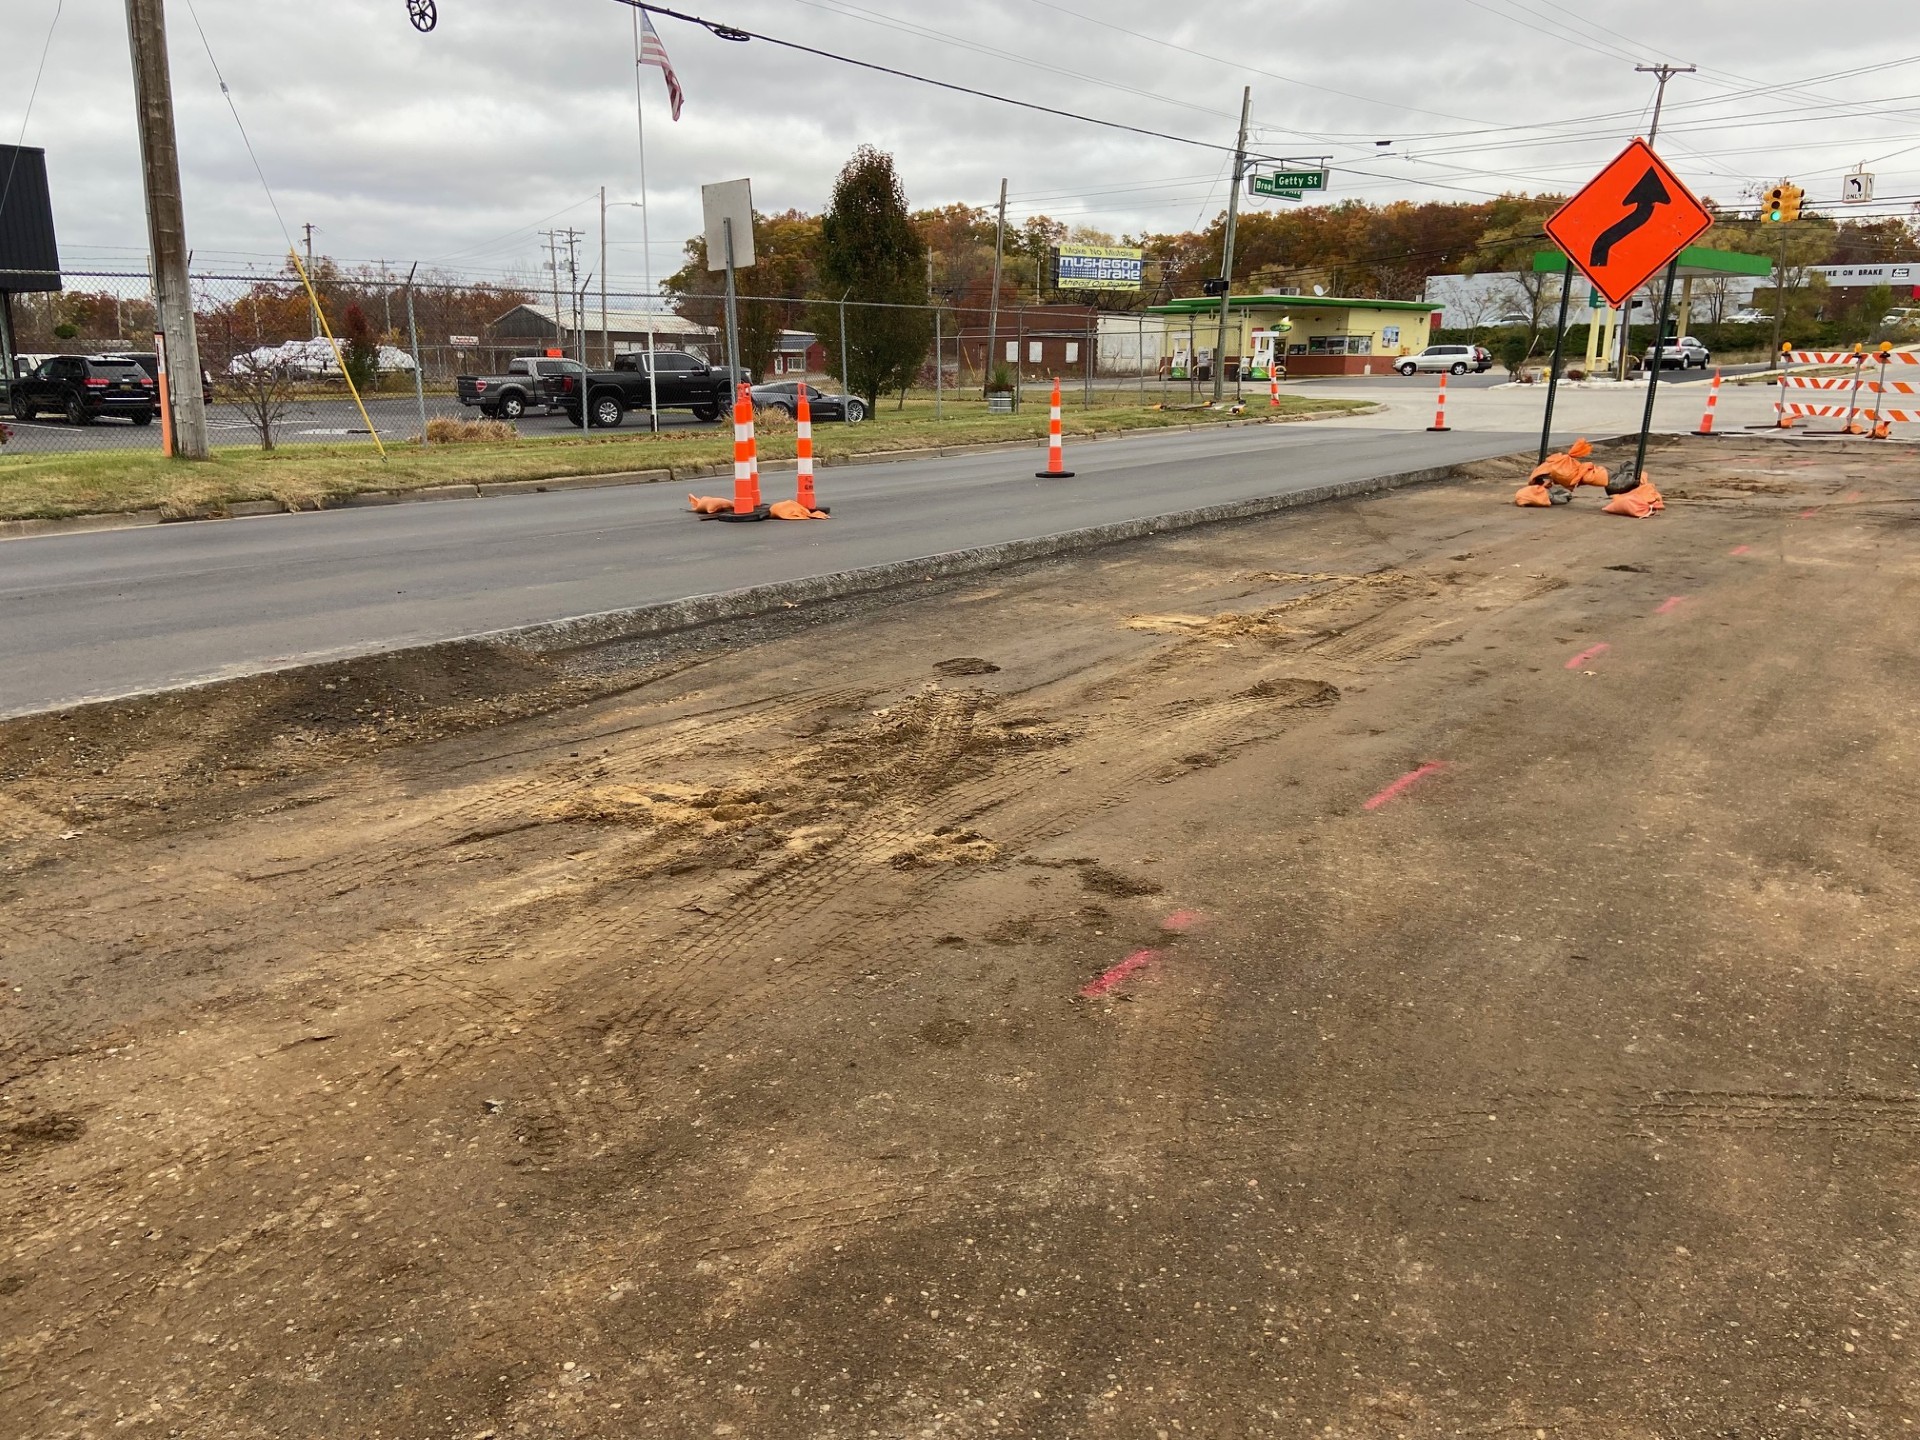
[1,266,1189,456]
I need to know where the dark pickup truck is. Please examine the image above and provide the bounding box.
[455,356,582,419]
[561,349,734,428]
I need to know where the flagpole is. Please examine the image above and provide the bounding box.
[632,5,660,432]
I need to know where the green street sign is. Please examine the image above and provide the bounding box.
[1249,169,1329,199]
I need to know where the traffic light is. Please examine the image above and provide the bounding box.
[1765,185,1786,221]
[1764,182,1805,222]
[1201,277,1229,296]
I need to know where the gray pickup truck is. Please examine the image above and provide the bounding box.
[561,350,737,428]
[455,356,582,419]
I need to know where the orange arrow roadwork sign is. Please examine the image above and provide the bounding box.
[1544,139,1713,308]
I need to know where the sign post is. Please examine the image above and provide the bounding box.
[702,178,755,389]
[1537,254,1574,465]
[1543,138,1713,493]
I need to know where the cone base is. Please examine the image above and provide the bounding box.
[705,505,772,523]
[1036,469,1076,478]
[1425,425,1451,433]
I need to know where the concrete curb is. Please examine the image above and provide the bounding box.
[480,457,1467,657]
[0,405,1379,542]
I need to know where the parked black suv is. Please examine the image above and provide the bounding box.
[10,355,158,425]
[104,352,215,407]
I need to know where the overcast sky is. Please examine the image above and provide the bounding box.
[9,0,1920,292]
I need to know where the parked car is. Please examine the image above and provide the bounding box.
[747,380,869,423]
[9,354,157,425]
[105,352,213,407]
[1644,335,1712,369]
[454,356,581,418]
[1396,344,1491,376]
[566,350,732,427]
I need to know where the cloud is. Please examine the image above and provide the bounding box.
[8,0,1916,289]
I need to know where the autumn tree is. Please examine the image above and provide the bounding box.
[1467,195,1565,354]
[814,145,932,407]
[1709,216,1837,335]
[665,208,822,380]
[342,303,379,389]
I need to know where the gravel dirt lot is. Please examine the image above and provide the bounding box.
[4,435,1919,1438]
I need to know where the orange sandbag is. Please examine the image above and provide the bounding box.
[1572,461,1610,488]
[1601,476,1664,518]
[1514,483,1553,507]
[1568,437,1593,459]
[767,499,829,520]
[689,494,732,514]
[1528,453,1582,486]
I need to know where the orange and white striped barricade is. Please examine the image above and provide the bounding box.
[1777,350,1920,435]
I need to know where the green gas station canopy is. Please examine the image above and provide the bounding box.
[1532,246,1773,279]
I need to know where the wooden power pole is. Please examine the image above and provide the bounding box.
[1212,86,1252,403]
[125,0,210,459]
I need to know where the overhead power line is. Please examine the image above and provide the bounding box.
[634,2,1308,164]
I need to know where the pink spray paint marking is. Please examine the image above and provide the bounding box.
[1798,507,1820,519]
[1080,948,1164,999]
[1161,909,1206,934]
[1843,491,1863,503]
[1362,762,1446,812]
[1654,595,1689,615]
[1729,544,1751,556]
[1565,642,1610,670]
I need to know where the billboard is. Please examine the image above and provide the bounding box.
[0,145,61,292]
[1055,243,1143,292]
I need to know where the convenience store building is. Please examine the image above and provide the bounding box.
[1148,293,1441,378]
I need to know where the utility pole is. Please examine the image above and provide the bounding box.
[985,178,1007,397]
[1636,63,1695,148]
[599,187,608,368]
[1212,86,1252,402]
[302,222,318,337]
[125,0,209,459]
[543,229,562,350]
[562,228,583,350]
[1618,63,1695,379]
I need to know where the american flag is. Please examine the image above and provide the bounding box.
[631,6,685,122]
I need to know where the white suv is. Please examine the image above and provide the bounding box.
[1397,344,1491,376]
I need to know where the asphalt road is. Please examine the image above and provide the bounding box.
[1,422,1534,716]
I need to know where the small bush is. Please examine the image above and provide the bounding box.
[752,404,795,433]
[1496,334,1532,375]
[1565,366,1586,381]
[424,416,518,445]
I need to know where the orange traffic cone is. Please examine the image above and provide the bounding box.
[708,382,768,521]
[1427,371,1451,432]
[1036,377,1074,478]
[1268,371,1279,408]
[1693,367,1722,435]
[794,385,827,515]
